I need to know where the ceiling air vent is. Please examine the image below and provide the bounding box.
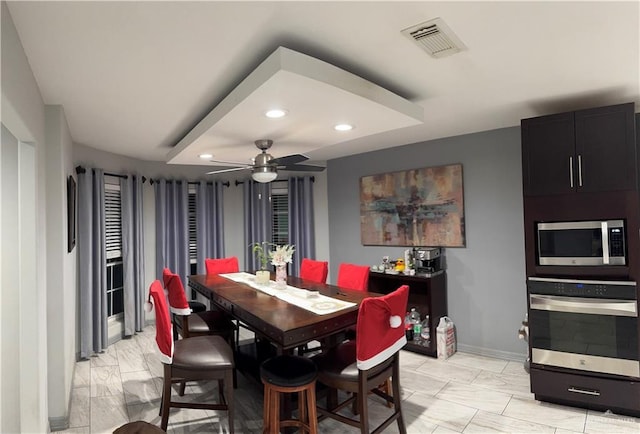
[401,17,466,58]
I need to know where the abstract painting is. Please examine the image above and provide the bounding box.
[360,164,465,247]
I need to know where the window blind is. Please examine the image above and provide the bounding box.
[188,185,197,264]
[104,182,122,260]
[271,181,289,245]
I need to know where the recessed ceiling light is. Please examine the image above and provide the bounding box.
[334,123,353,131]
[265,109,288,119]
[199,153,213,159]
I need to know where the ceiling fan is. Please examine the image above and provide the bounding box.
[206,139,325,183]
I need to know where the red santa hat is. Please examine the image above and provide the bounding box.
[162,268,192,316]
[147,280,174,364]
[356,285,409,370]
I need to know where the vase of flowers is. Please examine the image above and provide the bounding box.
[270,244,295,287]
[251,242,272,284]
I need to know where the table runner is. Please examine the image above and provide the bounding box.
[220,272,356,315]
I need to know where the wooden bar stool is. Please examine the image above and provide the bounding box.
[260,355,318,434]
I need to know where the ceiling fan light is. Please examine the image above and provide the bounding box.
[252,166,278,183]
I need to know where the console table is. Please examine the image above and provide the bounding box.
[368,270,447,357]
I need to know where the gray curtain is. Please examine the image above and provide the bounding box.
[78,168,108,358]
[155,179,189,286]
[243,180,272,271]
[121,175,145,336]
[196,181,225,274]
[288,176,315,276]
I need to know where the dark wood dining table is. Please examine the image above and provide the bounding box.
[188,272,381,353]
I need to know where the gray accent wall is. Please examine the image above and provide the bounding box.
[327,126,527,359]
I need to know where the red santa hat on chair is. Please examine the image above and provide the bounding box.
[146,280,174,364]
[162,268,192,316]
[356,285,409,370]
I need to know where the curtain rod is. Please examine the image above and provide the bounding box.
[234,176,315,186]
[75,165,148,182]
[148,179,230,187]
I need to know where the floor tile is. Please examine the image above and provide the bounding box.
[404,390,478,432]
[73,360,91,388]
[463,409,556,433]
[90,395,129,433]
[471,370,534,400]
[435,382,512,414]
[90,345,119,368]
[68,387,90,428]
[415,357,482,384]
[447,352,509,374]
[502,396,587,432]
[584,409,640,433]
[121,370,161,405]
[90,365,123,397]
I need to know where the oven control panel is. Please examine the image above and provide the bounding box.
[528,277,637,300]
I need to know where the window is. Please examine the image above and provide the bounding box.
[188,185,197,275]
[104,179,124,318]
[271,181,289,245]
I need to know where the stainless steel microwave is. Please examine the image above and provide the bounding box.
[537,220,626,266]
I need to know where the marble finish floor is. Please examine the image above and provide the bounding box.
[59,325,640,433]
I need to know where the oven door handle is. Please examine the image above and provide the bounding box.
[530,294,637,317]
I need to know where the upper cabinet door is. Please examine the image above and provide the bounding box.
[522,111,576,196]
[575,103,637,193]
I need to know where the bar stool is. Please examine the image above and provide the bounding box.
[260,355,318,434]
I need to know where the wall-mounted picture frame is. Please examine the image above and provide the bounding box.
[360,163,465,247]
[67,175,76,252]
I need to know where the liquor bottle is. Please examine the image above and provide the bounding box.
[420,315,431,346]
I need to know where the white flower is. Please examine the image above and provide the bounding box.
[269,244,295,266]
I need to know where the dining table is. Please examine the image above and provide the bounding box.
[188,271,381,354]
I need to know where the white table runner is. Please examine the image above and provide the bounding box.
[220,272,356,315]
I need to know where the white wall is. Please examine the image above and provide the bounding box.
[1,2,49,431]
[45,105,76,429]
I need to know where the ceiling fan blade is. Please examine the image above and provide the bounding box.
[209,158,251,167]
[270,154,308,166]
[278,164,326,172]
[206,167,249,175]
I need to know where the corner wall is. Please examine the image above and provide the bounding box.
[1,1,49,431]
[327,127,527,359]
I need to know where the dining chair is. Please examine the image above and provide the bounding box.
[147,280,235,432]
[163,268,236,341]
[204,256,252,348]
[205,256,240,274]
[163,267,237,389]
[297,258,330,355]
[312,284,409,434]
[337,263,370,291]
[300,258,329,284]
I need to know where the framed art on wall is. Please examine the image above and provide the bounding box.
[67,175,76,252]
[360,163,465,247]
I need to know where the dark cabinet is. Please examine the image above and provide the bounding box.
[522,103,637,196]
[368,271,447,357]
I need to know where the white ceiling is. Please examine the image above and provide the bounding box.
[6,1,640,170]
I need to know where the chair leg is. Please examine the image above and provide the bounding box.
[298,390,307,428]
[383,379,393,408]
[225,371,234,433]
[262,384,270,434]
[178,381,187,396]
[306,382,319,434]
[161,365,172,431]
[267,387,279,434]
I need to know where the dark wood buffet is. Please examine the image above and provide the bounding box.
[368,270,447,357]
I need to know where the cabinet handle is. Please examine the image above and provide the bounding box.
[568,387,600,396]
[577,154,583,187]
[569,157,574,188]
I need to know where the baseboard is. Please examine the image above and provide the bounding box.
[456,343,527,363]
[49,413,69,432]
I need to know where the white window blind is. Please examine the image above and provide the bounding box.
[271,181,288,245]
[188,185,197,264]
[104,181,122,260]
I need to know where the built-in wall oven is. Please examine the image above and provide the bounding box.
[528,277,639,378]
